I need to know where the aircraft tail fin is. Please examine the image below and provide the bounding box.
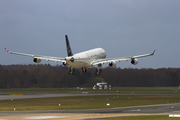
[65,35,73,56]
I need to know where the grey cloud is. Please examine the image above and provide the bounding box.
[0,0,180,68]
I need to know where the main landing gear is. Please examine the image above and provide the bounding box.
[95,67,102,75]
[95,64,102,75]
[69,67,87,75]
[69,67,75,75]
[82,67,87,73]
[68,66,101,75]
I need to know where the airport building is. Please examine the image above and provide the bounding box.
[93,82,111,90]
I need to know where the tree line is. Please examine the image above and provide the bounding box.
[0,64,179,88]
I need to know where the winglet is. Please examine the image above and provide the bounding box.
[4,48,9,52]
[151,50,156,55]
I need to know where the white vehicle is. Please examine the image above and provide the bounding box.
[5,35,155,75]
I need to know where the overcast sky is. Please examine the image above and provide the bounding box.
[0,0,180,69]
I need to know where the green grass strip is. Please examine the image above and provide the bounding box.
[0,95,180,111]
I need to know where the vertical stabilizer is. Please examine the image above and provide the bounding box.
[65,35,73,56]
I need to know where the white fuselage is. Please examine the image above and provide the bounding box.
[65,48,106,68]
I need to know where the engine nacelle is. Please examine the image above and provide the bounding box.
[33,58,42,63]
[131,58,138,65]
[63,62,69,67]
[65,57,74,62]
[109,61,116,67]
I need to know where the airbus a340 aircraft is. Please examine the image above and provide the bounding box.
[5,35,155,75]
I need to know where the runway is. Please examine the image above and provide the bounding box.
[0,93,98,100]
[0,91,180,119]
[0,103,180,119]
[0,91,179,100]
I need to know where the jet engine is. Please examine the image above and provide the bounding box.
[63,62,69,66]
[65,57,74,62]
[33,58,42,63]
[109,61,116,67]
[131,58,138,65]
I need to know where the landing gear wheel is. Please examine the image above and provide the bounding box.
[95,68,102,75]
[100,69,102,73]
[69,67,75,75]
[82,68,87,73]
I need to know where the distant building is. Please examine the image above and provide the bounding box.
[93,82,111,90]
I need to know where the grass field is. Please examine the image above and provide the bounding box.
[0,95,180,111]
[1,87,180,119]
[0,87,179,92]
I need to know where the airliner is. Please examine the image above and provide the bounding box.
[5,35,155,75]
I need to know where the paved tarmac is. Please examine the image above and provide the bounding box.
[0,91,179,100]
[0,91,180,119]
[0,93,98,100]
[0,103,180,119]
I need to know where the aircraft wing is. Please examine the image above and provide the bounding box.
[92,50,155,65]
[4,48,65,62]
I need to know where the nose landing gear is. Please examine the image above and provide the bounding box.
[69,67,75,75]
[82,67,87,73]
